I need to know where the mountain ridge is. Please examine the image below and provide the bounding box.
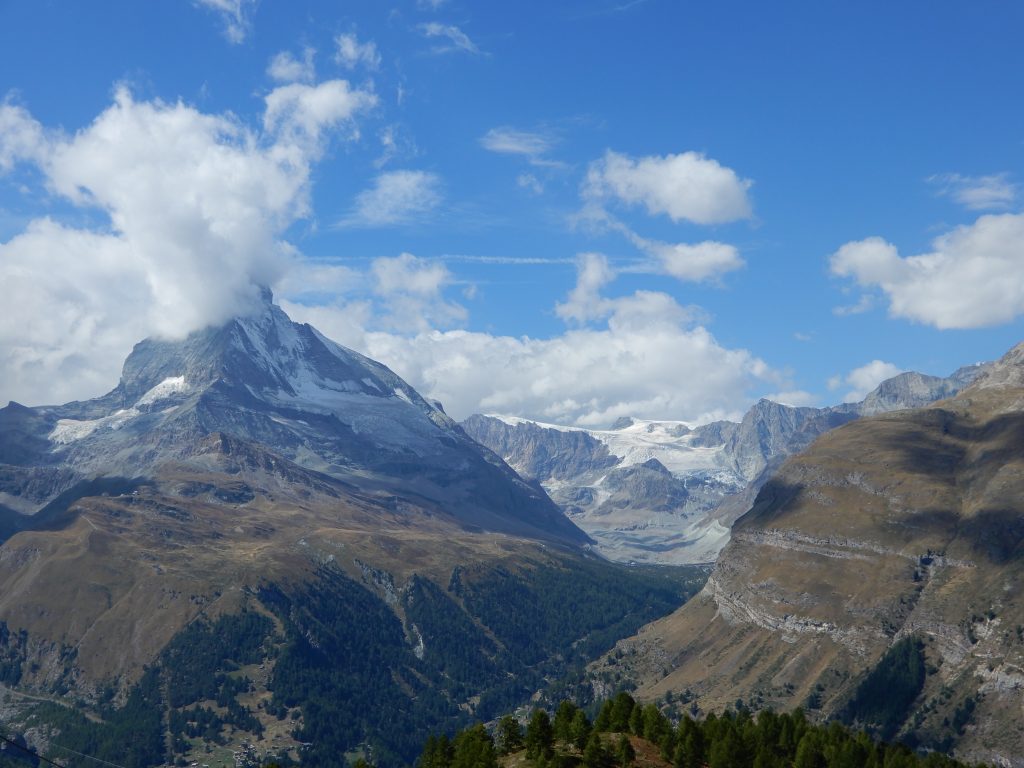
[462,364,990,564]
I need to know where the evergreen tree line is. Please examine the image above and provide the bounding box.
[417,691,984,768]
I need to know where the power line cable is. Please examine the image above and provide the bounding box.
[44,741,128,768]
[0,730,67,768]
[0,723,129,768]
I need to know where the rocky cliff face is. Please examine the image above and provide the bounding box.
[591,343,1024,766]
[463,365,988,564]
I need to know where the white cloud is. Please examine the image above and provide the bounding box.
[830,213,1024,329]
[374,124,416,168]
[418,23,482,54]
[194,0,254,44]
[0,101,46,171]
[555,253,617,323]
[638,238,743,282]
[584,149,753,225]
[517,173,544,194]
[929,172,1018,211]
[263,80,377,149]
[0,82,374,406]
[832,293,874,316]
[267,48,316,84]
[335,33,381,71]
[370,253,466,331]
[582,211,744,284]
[276,253,780,426]
[285,297,773,428]
[829,360,905,403]
[416,0,448,8]
[480,127,559,166]
[342,170,442,227]
[763,390,819,408]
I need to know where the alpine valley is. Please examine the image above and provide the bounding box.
[462,365,988,564]
[0,291,707,768]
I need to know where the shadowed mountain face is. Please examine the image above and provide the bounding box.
[0,290,586,547]
[588,342,1024,767]
[462,366,988,565]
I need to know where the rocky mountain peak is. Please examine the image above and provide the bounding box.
[967,341,1024,391]
[0,298,587,546]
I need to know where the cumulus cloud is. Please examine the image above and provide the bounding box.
[0,101,47,171]
[335,32,381,71]
[283,254,777,426]
[371,253,467,331]
[653,241,743,281]
[582,210,744,284]
[267,48,316,83]
[584,149,753,225]
[342,170,443,227]
[555,253,617,323]
[194,0,254,44]
[285,309,773,427]
[929,172,1017,211]
[828,360,905,403]
[263,80,377,149]
[0,81,374,406]
[633,236,743,282]
[829,213,1024,329]
[418,23,482,54]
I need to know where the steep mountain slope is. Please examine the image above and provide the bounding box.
[0,288,584,547]
[591,343,1024,766]
[463,366,988,564]
[0,293,711,768]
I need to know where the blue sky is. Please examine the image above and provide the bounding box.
[1,0,1022,425]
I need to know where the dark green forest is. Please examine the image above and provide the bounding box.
[420,692,982,768]
[0,559,706,768]
[840,637,926,740]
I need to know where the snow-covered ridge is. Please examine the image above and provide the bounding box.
[50,376,189,445]
[486,413,727,475]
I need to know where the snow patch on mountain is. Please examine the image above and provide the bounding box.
[136,376,189,406]
[50,408,139,445]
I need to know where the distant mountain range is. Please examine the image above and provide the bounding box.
[588,342,1024,766]
[462,364,989,564]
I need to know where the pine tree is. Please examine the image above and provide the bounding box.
[583,732,609,768]
[571,709,592,752]
[553,701,580,743]
[451,724,497,768]
[496,715,523,755]
[419,734,453,768]
[610,692,637,733]
[525,708,555,760]
[616,734,636,766]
